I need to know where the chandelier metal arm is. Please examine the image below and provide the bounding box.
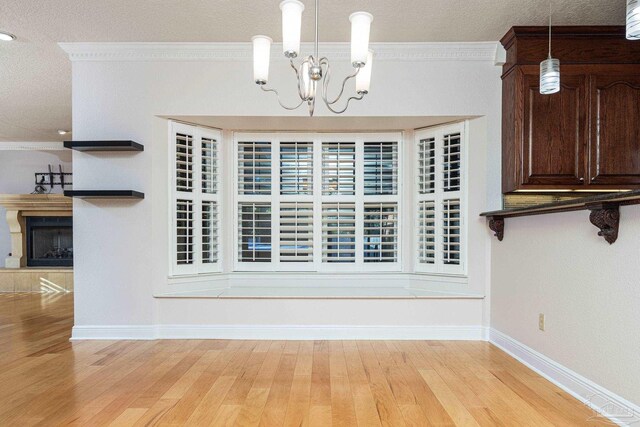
[319,57,361,106]
[322,92,365,115]
[289,58,306,100]
[259,85,305,110]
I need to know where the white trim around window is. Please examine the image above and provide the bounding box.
[170,121,222,276]
[414,122,468,276]
[233,132,403,273]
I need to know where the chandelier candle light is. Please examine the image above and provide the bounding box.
[628,0,640,39]
[539,2,560,95]
[252,0,374,116]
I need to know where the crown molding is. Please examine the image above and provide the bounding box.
[59,42,501,63]
[0,141,66,151]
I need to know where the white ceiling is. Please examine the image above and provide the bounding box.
[0,0,625,142]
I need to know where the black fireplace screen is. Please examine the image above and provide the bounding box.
[26,217,73,267]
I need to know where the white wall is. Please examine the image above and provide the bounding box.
[65,42,502,336]
[491,206,640,406]
[0,149,72,261]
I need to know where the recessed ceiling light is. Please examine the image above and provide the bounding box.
[0,32,16,41]
[57,130,71,135]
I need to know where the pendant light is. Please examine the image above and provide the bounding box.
[628,0,640,40]
[540,2,560,95]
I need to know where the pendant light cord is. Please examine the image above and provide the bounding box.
[315,0,319,60]
[548,1,552,59]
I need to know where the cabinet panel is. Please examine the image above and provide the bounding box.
[522,72,587,186]
[590,74,640,186]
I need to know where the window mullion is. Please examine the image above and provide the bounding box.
[355,136,364,268]
[272,138,280,270]
[313,134,322,271]
[435,129,445,272]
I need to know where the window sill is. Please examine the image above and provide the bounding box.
[154,286,484,300]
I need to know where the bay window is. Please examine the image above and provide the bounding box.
[169,121,467,280]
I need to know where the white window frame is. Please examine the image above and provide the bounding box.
[414,122,468,276]
[234,132,402,273]
[169,121,222,276]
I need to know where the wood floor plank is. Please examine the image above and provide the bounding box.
[0,294,617,427]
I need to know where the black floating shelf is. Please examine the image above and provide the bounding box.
[64,140,144,152]
[64,190,144,199]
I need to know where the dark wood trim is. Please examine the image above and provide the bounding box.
[488,217,505,241]
[587,203,620,244]
[481,190,640,243]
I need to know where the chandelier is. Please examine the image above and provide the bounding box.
[251,0,373,116]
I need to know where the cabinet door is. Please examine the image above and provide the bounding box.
[590,73,640,186]
[521,72,587,187]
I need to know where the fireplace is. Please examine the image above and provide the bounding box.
[26,217,73,267]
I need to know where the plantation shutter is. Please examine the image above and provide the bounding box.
[417,200,435,264]
[171,123,221,275]
[238,202,272,262]
[363,202,398,262]
[280,141,313,195]
[364,141,398,195]
[202,201,218,264]
[201,136,218,194]
[322,142,356,195]
[322,203,356,263]
[279,202,314,262]
[176,133,194,192]
[418,137,436,194]
[415,124,465,274]
[443,133,461,192]
[238,141,271,195]
[176,199,194,265]
[442,199,461,265]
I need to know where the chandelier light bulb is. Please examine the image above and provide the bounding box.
[280,0,304,58]
[349,12,373,67]
[356,50,374,94]
[628,0,640,40]
[540,57,560,94]
[252,35,272,84]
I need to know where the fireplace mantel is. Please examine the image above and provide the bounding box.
[0,194,72,268]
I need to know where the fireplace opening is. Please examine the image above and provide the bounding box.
[26,217,73,267]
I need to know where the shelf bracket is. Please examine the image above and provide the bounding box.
[487,216,505,241]
[587,203,620,244]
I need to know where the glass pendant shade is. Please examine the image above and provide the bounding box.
[628,0,640,40]
[252,35,272,84]
[280,0,304,57]
[540,57,560,94]
[349,12,373,67]
[356,50,374,94]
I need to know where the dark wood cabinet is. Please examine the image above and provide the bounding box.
[522,70,587,187]
[501,27,640,193]
[589,72,640,186]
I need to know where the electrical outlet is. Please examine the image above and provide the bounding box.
[538,313,545,331]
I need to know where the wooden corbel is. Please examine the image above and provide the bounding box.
[587,203,620,244]
[487,216,505,241]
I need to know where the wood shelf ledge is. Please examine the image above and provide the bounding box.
[480,190,640,243]
[64,190,144,199]
[63,140,144,152]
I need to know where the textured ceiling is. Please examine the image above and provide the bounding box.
[0,0,625,141]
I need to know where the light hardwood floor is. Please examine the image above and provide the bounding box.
[0,293,609,426]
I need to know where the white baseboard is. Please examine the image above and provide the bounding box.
[489,328,640,426]
[72,324,488,341]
